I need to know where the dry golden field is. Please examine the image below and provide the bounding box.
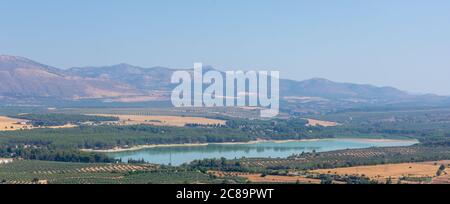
[94,114,226,127]
[311,161,450,183]
[304,118,339,127]
[46,124,78,129]
[0,116,78,131]
[0,116,33,131]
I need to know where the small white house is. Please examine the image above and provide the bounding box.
[0,158,13,164]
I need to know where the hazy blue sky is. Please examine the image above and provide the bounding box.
[1,0,450,95]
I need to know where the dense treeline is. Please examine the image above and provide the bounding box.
[10,113,119,126]
[188,158,250,173]
[0,125,251,149]
[0,145,114,163]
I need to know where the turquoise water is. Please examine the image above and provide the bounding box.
[108,138,419,166]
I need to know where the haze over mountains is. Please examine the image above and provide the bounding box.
[0,55,138,100]
[0,55,448,110]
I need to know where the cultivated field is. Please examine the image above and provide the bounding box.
[311,161,449,183]
[0,160,242,184]
[0,115,78,131]
[94,114,226,127]
[0,116,33,131]
[209,171,322,184]
[240,147,450,173]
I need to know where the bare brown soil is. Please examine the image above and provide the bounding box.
[311,161,450,183]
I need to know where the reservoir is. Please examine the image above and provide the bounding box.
[108,138,419,166]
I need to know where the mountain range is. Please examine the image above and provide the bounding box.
[0,55,448,111]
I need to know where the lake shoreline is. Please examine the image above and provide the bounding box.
[80,138,419,153]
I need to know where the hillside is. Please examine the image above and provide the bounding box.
[0,55,139,100]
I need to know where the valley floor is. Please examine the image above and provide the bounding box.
[1,107,450,184]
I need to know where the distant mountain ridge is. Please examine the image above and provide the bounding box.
[281,78,411,100]
[0,55,447,109]
[0,55,139,100]
[68,64,176,91]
